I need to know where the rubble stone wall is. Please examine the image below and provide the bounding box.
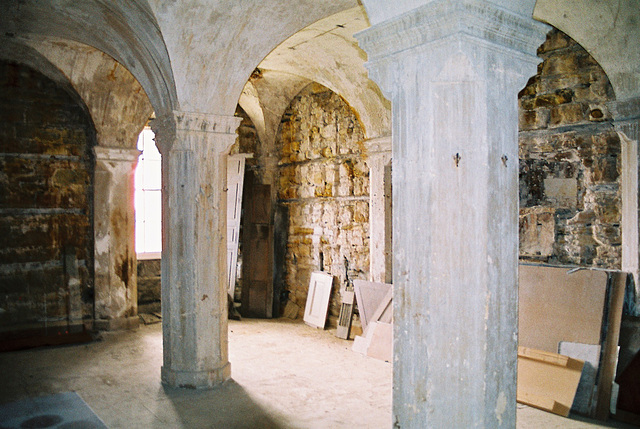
[518,29,621,268]
[0,61,95,331]
[276,84,370,325]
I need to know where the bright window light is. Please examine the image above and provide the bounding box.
[135,127,162,255]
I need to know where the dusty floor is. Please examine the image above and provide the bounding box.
[0,318,635,428]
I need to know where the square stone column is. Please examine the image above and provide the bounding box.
[93,146,141,330]
[610,96,640,311]
[365,136,392,283]
[356,2,547,427]
[153,111,241,389]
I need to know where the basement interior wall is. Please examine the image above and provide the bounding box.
[518,28,621,269]
[231,84,370,327]
[0,60,95,335]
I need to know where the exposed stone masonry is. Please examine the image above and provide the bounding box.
[137,258,161,314]
[276,84,369,324]
[0,61,95,331]
[519,29,621,268]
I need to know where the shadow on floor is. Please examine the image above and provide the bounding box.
[161,379,291,429]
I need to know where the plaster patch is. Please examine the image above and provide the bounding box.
[95,234,110,255]
[495,391,507,425]
[544,177,577,208]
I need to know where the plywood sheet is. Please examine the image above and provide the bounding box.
[519,265,608,353]
[303,271,333,328]
[517,346,585,417]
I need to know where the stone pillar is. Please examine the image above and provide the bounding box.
[356,2,547,427]
[611,96,640,309]
[365,136,392,283]
[93,146,140,330]
[153,111,241,389]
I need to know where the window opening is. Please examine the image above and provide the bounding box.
[135,127,162,257]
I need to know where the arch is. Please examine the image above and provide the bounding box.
[0,0,177,118]
[245,7,391,142]
[534,0,640,101]
[19,37,154,148]
[0,39,84,109]
[0,59,97,333]
[238,71,312,155]
[148,0,360,115]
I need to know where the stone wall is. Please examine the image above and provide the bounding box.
[518,29,621,268]
[276,83,369,325]
[0,61,95,332]
[137,258,161,314]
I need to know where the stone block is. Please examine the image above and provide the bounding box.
[538,29,573,53]
[549,103,586,126]
[519,108,550,131]
[137,277,161,304]
[533,89,574,108]
[519,207,556,257]
[137,259,161,278]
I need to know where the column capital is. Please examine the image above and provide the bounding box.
[355,0,549,95]
[364,136,392,155]
[608,97,640,142]
[357,0,548,61]
[173,111,242,134]
[94,146,140,163]
[608,96,640,123]
[151,111,242,154]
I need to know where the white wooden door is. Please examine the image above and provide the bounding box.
[303,271,333,328]
[227,154,252,297]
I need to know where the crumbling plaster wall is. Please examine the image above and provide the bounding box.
[0,61,95,331]
[518,29,621,268]
[276,84,369,325]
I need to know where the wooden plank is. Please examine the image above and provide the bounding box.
[303,271,333,328]
[595,272,627,420]
[241,171,274,318]
[517,346,585,417]
[517,392,571,417]
[519,265,608,353]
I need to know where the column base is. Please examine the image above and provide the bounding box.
[93,316,140,331]
[161,363,231,389]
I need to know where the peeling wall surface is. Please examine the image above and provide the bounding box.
[518,29,621,268]
[0,61,95,331]
[274,84,369,324]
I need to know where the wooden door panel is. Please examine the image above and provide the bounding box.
[241,171,274,318]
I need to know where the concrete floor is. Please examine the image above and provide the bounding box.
[0,318,636,428]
